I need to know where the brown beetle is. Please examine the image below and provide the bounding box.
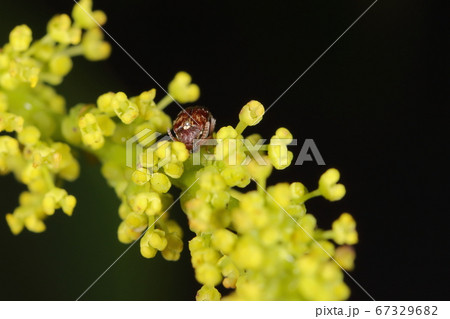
[168,106,216,151]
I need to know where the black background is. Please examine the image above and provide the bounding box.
[0,0,448,300]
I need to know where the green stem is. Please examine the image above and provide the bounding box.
[298,189,321,203]
[257,144,268,151]
[39,72,61,85]
[42,167,55,190]
[255,178,266,194]
[321,230,333,239]
[229,189,244,201]
[156,95,174,110]
[60,45,84,57]
[235,121,247,135]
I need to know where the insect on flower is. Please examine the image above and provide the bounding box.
[168,106,216,152]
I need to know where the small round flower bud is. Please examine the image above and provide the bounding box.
[217,256,239,288]
[72,0,107,29]
[171,141,189,162]
[211,190,230,209]
[154,140,171,161]
[231,236,263,270]
[131,169,151,185]
[111,92,139,124]
[332,213,358,245]
[41,194,58,216]
[140,234,158,258]
[140,149,158,168]
[118,221,140,244]
[24,215,46,233]
[61,195,76,216]
[92,11,107,26]
[5,213,24,235]
[49,55,73,76]
[274,127,293,144]
[18,126,40,146]
[165,220,183,238]
[47,14,81,44]
[195,263,222,287]
[318,168,346,201]
[168,71,200,103]
[125,212,147,230]
[129,194,148,213]
[246,157,272,182]
[42,188,75,216]
[9,25,32,52]
[268,142,293,170]
[161,233,183,261]
[164,162,184,179]
[221,166,251,188]
[267,183,291,208]
[216,126,238,140]
[212,229,237,255]
[334,245,356,271]
[78,113,104,150]
[239,100,264,126]
[150,172,171,193]
[290,182,307,202]
[135,89,156,119]
[0,113,23,133]
[81,28,111,61]
[196,285,221,301]
[148,229,168,251]
[140,245,158,259]
[145,193,162,216]
[96,92,115,114]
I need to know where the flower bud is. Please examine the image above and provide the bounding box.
[196,285,221,301]
[49,55,73,76]
[150,172,171,193]
[5,213,24,235]
[47,14,81,44]
[82,28,111,61]
[318,168,346,201]
[332,213,358,245]
[9,25,32,52]
[168,71,200,103]
[111,92,139,124]
[239,100,264,126]
[72,0,107,29]
[78,113,104,150]
[18,126,41,146]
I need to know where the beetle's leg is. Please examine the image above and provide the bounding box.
[209,117,216,136]
[167,129,178,142]
[201,121,211,140]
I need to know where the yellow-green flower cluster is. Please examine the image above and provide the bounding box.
[60,71,199,260]
[178,101,357,300]
[1,116,79,233]
[1,1,360,301]
[0,0,110,233]
[1,0,109,91]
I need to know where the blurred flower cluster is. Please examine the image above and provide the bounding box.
[1,0,109,233]
[1,0,359,300]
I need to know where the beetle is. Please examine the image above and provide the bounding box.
[168,106,216,151]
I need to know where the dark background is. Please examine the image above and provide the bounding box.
[0,0,448,300]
